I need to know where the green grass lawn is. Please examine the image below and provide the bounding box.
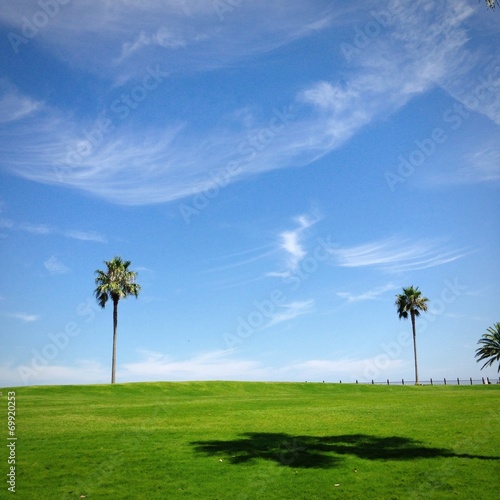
[2,382,499,499]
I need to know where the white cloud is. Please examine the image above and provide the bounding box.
[269,213,321,278]
[282,357,405,381]
[0,2,497,204]
[1,216,106,242]
[266,300,315,328]
[64,229,107,243]
[121,349,270,382]
[0,80,42,124]
[116,27,186,63]
[0,1,338,83]
[280,231,306,269]
[111,350,404,384]
[426,141,500,186]
[0,360,108,387]
[330,237,468,273]
[7,312,40,322]
[120,350,406,383]
[44,255,69,274]
[337,283,399,302]
[19,222,53,235]
[465,146,500,181]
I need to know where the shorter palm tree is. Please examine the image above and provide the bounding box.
[395,286,429,385]
[475,323,500,373]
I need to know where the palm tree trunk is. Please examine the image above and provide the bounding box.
[111,299,118,384]
[411,311,419,385]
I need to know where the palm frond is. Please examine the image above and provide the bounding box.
[484,0,499,10]
[475,323,500,372]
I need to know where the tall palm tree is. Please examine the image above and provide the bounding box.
[95,257,141,384]
[395,286,429,385]
[475,323,500,373]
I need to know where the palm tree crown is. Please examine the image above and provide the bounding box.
[95,256,141,383]
[475,323,500,372]
[95,257,141,308]
[395,285,429,385]
[395,285,429,321]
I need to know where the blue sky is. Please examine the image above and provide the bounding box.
[0,0,499,386]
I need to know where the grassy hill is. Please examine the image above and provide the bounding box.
[3,382,500,499]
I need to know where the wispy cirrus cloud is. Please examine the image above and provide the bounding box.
[462,146,500,182]
[121,349,270,382]
[0,79,42,124]
[64,229,107,243]
[0,1,338,82]
[281,215,317,269]
[44,255,69,274]
[425,140,500,187]
[115,27,187,64]
[201,244,277,291]
[268,213,321,278]
[7,312,40,322]
[337,283,399,302]
[2,215,106,243]
[0,2,497,205]
[330,237,469,273]
[266,299,315,328]
[18,222,52,235]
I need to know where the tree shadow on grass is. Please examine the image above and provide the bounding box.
[191,433,500,469]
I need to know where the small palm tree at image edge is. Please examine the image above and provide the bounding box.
[475,323,500,373]
[395,286,429,385]
[95,256,141,384]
